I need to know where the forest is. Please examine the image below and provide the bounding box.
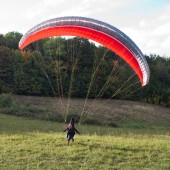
[0,31,170,107]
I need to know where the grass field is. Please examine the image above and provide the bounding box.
[0,113,169,170]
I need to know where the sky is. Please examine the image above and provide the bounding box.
[0,0,170,57]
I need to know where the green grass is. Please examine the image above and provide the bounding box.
[0,113,170,170]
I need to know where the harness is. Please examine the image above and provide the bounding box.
[67,124,74,133]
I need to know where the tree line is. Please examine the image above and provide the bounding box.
[0,32,170,107]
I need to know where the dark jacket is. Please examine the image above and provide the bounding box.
[64,126,80,135]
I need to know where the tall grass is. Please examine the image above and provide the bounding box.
[0,113,169,169]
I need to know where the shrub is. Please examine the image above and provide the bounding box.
[0,94,13,108]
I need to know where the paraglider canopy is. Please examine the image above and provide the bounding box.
[19,16,150,86]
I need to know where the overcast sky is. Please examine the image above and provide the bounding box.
[0,0,170,56]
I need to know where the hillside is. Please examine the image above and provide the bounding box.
[11,95,170,126]
[0,95,170,169]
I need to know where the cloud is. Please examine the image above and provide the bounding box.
[152,23,170,37]
[122,3,170,57]
[161,36,170,49]
[0,0,169,56]
[23,0,136,23]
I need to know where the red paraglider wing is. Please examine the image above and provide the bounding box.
[19,17,150,86]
